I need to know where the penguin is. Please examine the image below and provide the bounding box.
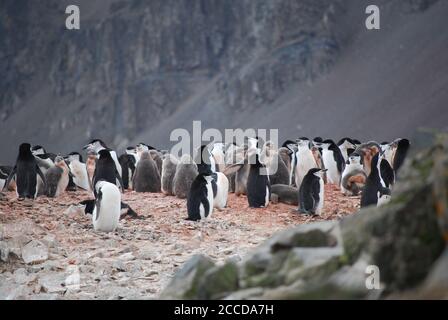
[285,143,298,186]
[278,147,292,173]
[195,145,229,210]
[3,143,46,199]
[173,155,198,199]
[261,141,289,185]
[354,141,381,177]
[118,153,136,190]
[270,184,299,206]
[391,138,410,173]
[161,154,179,196]
[294,138,318,189]
[186,169,215,221]
[320,139,345,185]
[67,152,91,191]
[86,150,97,187]
[340,153,367,196]
[298,168,327,216]
[91,149,124,197]
[0,166,15,191]
[33,152,55,196]
[83,139,122,179]
[133,150,161,193]
[337,138,357,162]
[44,156,71,198]
[149,149,163,176]
[211,143,226,172]
[246,143,270,208]
[92,180,121,232]
[231,145,250,196]
[361,153,391,208]
[31,145,46,156]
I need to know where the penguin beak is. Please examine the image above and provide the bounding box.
[321,169,328,172]
[82,144,90,150]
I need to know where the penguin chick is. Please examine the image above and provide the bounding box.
[133,151,161,193]
[173,155,198,199]
[161,154,179,196]
[45,156,70,198]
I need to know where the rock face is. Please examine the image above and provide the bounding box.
[161,135,448,299]
[1,0,447,162]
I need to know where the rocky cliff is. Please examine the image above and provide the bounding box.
[1,0,447,163]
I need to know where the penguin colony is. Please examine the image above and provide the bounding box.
[1,136,410,231]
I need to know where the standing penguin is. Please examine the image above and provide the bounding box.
[0,166,15,191]
[294,138,318,189]
[337,138,358,162]
[298,168,327,216]
[3,143,46,199]
[246,143,271,208]
[149,150,163,176]
[92,180,121,232]
[133,150,161,193]
[67,152,91,192]
[173,155,198,199]
[341,153,367,196]
[361,153,391,208]
[92,149,124,197]
[118,153,136,190]
[161,154,179,196]
[83,139,122,179]
[320,139,345,185]
[45,156,71,198]
[186,169,215,221]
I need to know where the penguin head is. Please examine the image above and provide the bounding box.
[297,138,312,150]
[348,153,363,165]
[31,145,46,155]
[18,143,33,159]
[321,139,335,149]
[83,139,106,153]
[282,140,296,149]
[309,168,327,178]
[67,152,83,163]
[126,146,137,156]
[337,138,357,150]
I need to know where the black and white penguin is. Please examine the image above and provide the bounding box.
[246,142,271,208]
[320,139,345,185]
[173,155,198,199]
[83,139,122,179]
[298,168,327,216]
[44,156,71,198]
[270,184,299,206]
[133,150,161,193]
[195,144,229,210]
[294,138,318,189]
[337,138,358,162]
[92,180,121,232]
[67,152,91,191]
[341,153,367,196]
[211,143,226,172]
[361,153,391,208]
[91,149,124,197]
[3,143,46,199]
[118,152,136,190]
[186,168,215,221]
[161,154,178,196]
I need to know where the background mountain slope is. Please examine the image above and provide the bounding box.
[0,0,447,163]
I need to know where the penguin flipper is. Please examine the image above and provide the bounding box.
[95,187,102,221]
[2,166,16,192]
[115,169,124,192]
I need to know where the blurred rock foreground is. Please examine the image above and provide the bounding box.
[161,135,448,299]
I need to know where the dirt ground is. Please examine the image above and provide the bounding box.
[0,185,359,300]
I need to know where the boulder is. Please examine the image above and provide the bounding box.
[21,240,49,265]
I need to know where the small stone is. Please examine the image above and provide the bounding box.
[118,252,135,261]
[22,240,48,265]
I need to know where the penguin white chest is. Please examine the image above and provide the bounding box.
[295,150,316,187]
[322,150,339,184]
[93,183,121,232]
[213,172,229,209]
[200,179,214,219]
[315,178,325,215]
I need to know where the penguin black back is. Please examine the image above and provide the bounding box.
[187,172,213,221]
[298,168,324,215]
[93,149,123,196]
[247,153,271,208]
[6,143,45,199]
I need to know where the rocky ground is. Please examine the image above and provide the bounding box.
[0,185,358,300]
